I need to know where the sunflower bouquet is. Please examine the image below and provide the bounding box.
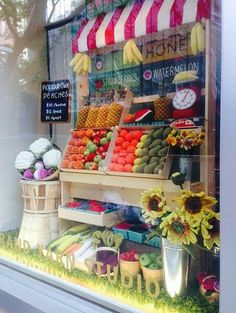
[140,180,219,253]
[166,128,205,151]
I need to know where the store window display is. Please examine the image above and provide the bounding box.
[0,1,221,313]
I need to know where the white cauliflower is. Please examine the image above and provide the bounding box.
[29,138,51,157]
[43,149,61,168]
[15,151,35,170]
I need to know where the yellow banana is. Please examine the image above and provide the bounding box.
[83,54,89,74]
[196,22,205,53]
[132,53,141,65]
[124,40,133,64]
[69,53,83,67]
[190,24,198,56]
[73,53,85,73]
[123,45,128,65]
[130,39,143,63]
[172,71,199,83]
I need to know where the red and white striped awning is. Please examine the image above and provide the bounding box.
[72,0,211,53]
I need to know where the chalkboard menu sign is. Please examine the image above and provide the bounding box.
[41,79,71,123]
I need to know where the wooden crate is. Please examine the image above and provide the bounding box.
[105,126,172,179]
[21,180,61,213]
[59,171,203,210]
[58,205,122,227]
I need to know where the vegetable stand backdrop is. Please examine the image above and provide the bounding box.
[1,1,221,313]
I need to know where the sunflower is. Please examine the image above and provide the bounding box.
[160,210,199,245]
[201,211,220,250]
[175,190,217,220]
[140,187,169,224]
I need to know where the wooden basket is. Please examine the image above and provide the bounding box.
[141,265,163,282]
[120,259,141,278]
[21,180,61,213]
[18,211,59,249]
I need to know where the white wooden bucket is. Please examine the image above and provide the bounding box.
[18,211,59,249]
[20,180,61,213]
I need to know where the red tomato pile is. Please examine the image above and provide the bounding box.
[109,129,143,172]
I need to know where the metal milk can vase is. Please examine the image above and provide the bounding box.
[161,238,190,297]
[179,155,192,181]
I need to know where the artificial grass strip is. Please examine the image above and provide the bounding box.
[0,231,218,313]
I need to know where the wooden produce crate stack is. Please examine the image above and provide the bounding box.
[18,180,61,249]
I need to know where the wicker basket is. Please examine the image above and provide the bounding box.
[120,259,141,278]
[93,246,119,277]
[21,180,61,213]
[18,211,59,249]
[141,265,163,282]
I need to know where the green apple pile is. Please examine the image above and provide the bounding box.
[133,127,171,174]
[139,252,162,270]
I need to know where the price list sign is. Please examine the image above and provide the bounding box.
[41,79,71,123]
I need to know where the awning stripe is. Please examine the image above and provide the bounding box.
[124,1,143,40]
[72,0,211,52]
[146,0,164,34]
[170,0,186,28]
[96,10,115,48]
[87,14,105,50]
[157,0,175,31]
[114,4,134,44]
[77,18,97,51]
[182,0,198,25]
[134,0,154,39]
[104,8,123,46]
[72,18,88,53]
[196,0,211,20]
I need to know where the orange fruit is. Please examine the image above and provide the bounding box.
[133,130,143,141]
[115,164,124,172]
[124,164,133,172]
[131,139,139,147]
[86,129,94,138]
[109,163,116,171]
[115,137,124,146]
[119,150,127,158]
[114,146,122,153]
[127,146,136,153]
[117,157,126,165]
[125,133,133,142]
[120,129,129,138]
[125,154,135,165]
[111,154,119,163]
[122,141,130,150]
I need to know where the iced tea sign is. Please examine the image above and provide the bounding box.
[41,79,71,123]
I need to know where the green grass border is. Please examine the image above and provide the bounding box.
[0,230,219,313]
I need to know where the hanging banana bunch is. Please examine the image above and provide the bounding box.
[190,22,206,56]
[123,39,143,65]
[69,53,91,75]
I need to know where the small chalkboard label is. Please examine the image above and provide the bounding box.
[41,79,71,123]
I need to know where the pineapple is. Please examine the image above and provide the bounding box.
[106,102,123,127]
[153,96,172,120]
[84,106,99,128]
[154,80,172,120]
[76,106,90,128]
[95,104,109,128]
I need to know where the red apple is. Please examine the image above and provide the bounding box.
[87,153,96,162]
[103,142,110,152]
[93,137,100,145]
[98,129,107,138]
[97,146,105,154]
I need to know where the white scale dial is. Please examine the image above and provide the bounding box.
[173,88,197,110]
